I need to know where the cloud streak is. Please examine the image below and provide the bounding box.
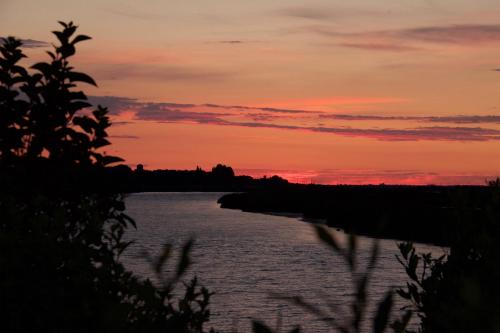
[338,42,419,52]
[279,7,340,20]
[88,96,319,115]
[227,122,500,142]
[399,24,500,44]
[322,114,500,124]
[0,38,49,48]
[278,6,387,21]
[218,40,244,44]
[89,95,500,142]
[135,107,225,123]
[110,135,140,139]
[307,24,500,51]
[202,103,318,114]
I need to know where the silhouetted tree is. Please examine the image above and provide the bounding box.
[0,22,215,333]
[211,163,235,178]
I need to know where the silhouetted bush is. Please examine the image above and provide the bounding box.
[395,185,500,333]
[0,22,215,333]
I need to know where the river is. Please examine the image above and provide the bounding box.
[123,192,443,332]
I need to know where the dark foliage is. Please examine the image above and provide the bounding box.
[0,22,215,333]
[218,185,495,246]
[395,186,500,333]
[211,164,235,179]
[102,163,289,192]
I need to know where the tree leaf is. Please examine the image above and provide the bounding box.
[58,21,68,28]
[252,320,275,333]
[154,243,172,274]
[314,224,340,253]
[176,239,194,278]
[373,290,393,333]
[391,310,412,333]
[73,116,97,134]
[67,71,97,86]
[369,241,380,269]
[91,137,111,149]
[348,233,357,270]
[72,34,92,45]
[100,155,124,166]
[52,30,67,45]
[31,62,52,75]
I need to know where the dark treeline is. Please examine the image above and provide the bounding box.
[107,163,290,192]
[218,184,496,246]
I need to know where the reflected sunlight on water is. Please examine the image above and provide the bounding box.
[123,192,444,333]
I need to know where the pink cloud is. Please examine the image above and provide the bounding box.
[89,95,500,142]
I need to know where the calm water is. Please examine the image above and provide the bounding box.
[123,192,443,333]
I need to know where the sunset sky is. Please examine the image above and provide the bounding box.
[3,0,500,184]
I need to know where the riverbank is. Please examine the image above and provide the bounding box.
[217,185,496,246]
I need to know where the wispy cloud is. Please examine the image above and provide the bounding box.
[0,37,49,48]
[110,135,140,139]
[306,24,500,52]
[202,103,318,114]
[338,42,419,52]
[89,96,318,115]
[89,95,500,142]
[278,7,339,20]
[322,114,500,124]
[218,40,244,44]
[135,107,225,123]
[88,96,138,115]
[90,96,227,123]
[277,6,387,21]
[228,122,500,142]
[398,24,500,44]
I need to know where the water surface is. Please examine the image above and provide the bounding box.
[123,192,443,332]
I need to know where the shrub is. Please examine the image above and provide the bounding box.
[0,22,215,333]
[396,187,500,333]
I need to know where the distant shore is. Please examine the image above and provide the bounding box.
[217,185,495,246]
[105,164,496,246]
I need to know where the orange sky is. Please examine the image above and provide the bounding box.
[2,0,500,184]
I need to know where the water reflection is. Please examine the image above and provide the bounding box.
[123,192,443,333]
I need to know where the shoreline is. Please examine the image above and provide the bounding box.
[217,185,496,246]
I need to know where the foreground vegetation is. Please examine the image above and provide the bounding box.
[0,22,214,333]
[1,22,500,333]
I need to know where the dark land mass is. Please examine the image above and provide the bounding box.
[218,185,497,246]
[107,164,497,246]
